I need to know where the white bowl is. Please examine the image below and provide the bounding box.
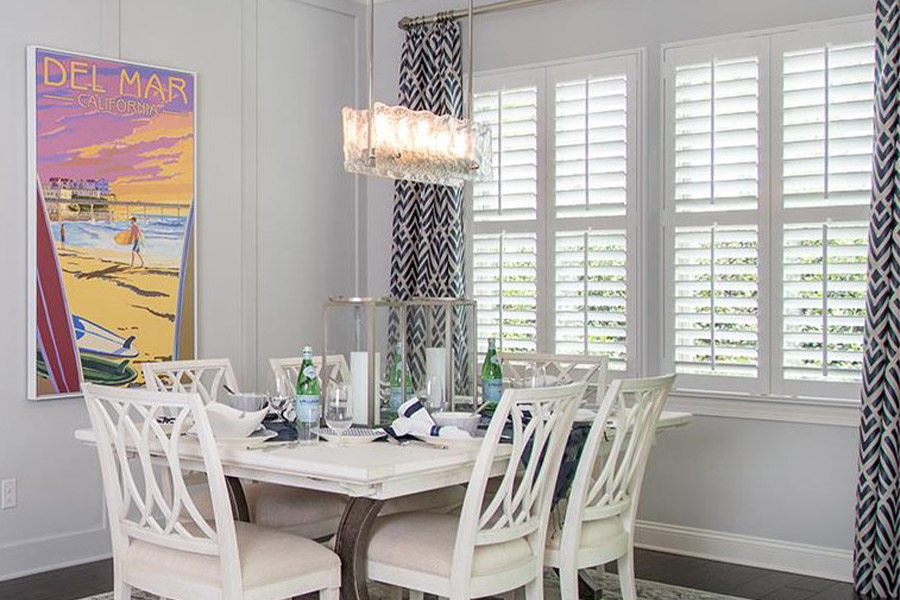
[204,403,268,439]
[432,412,481,435]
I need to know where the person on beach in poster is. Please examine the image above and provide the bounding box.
[128,217,145,268]
[28,47,196,400]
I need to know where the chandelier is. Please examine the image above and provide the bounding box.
[341,0,492,186]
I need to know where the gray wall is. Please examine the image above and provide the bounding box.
[364,0,870,574]
[0,0,362,579]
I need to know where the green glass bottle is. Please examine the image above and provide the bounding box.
[294,345,321,443]
[389,342,413,410]
[481,338,503,411]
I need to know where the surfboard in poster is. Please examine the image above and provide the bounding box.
[27,47,197,400]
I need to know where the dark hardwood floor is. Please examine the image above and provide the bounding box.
[0,549,857,600]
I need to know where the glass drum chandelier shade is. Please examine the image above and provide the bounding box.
[342,0,492,187]
[342,103,492,186]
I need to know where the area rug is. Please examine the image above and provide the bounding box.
[77,569,748,600]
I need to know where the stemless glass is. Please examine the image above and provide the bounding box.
[420,375,445,413]
[325,382,353,445]
[527,361,547,388]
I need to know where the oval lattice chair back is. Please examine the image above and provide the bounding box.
[546,374,676,600]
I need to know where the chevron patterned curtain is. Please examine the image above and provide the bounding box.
[389,18,469,390]
[854,2,900,596]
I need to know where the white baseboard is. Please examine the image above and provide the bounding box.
[634,520,852,582]
[0,518,853,584]
[0,525,112,582]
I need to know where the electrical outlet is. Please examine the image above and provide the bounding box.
[1,479,16,510]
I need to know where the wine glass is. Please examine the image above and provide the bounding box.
[325,382,353,445]
[267,370,295,421]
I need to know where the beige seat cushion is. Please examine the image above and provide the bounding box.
[368,512,533,578]
[245,483,466,540]
[382,485,467,516]
[126,521,339,590]
[245,483,348,540]
[546,514,624,549]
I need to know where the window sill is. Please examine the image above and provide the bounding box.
[666,388,860,427]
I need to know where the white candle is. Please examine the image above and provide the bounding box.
[350,351,380,425]
[425,347,447,403]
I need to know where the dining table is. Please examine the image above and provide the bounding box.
[75,410,692,600]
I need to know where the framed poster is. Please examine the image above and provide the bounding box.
[27,47,197,400]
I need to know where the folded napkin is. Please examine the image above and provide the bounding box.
[392,398,471,439]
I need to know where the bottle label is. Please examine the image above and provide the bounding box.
[295,395,320,424]
[302,365,319,379]
[483,379,503,405]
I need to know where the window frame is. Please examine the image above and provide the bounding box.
[469,49,645,375]
[662,16,872,402]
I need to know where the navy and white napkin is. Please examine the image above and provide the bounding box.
[390,398,471,439]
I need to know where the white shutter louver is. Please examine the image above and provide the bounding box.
[782,42,875,208]
[554,75,628,218]
[782,222,866,382]
[472,232,538,353]
[554,230,627,368]
[674,57,759,213]
[674,225,759,377]
[473,87,538,222]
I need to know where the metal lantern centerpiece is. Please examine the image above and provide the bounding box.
[341,0,491,186]
[322,297,478,427]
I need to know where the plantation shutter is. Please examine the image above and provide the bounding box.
[782,222,867,382]
[668,46,762,382]
[472,232,538,353]
[554,230,627,368]
[673,57,760,213]
[781,42,875,209]
[778,36,873,387]
[472,82,540,354]
[472,55,638,371]
[473,87,538,221]
[550,59,635,370]
[673,225,759,377]
[554,75,628,218]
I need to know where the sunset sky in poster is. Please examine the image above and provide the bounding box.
[35,49,194,204]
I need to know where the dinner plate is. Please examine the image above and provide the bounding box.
[313,427,386,445]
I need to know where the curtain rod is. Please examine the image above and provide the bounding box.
[397,0,569,30]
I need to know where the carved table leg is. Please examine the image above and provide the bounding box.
[333,497,385,600]
[225,476,250,522]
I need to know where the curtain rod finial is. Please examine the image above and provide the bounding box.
[398,16,412,29]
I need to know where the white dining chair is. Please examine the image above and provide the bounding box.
[143,358,350,540]
[270,354,351,390]
[365,382,586,600]
[544,374,676,600]
[82,383,341,600]
[498,352,609,407]
[142,357,241,404]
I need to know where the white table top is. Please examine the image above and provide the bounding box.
[74,410,692,500]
